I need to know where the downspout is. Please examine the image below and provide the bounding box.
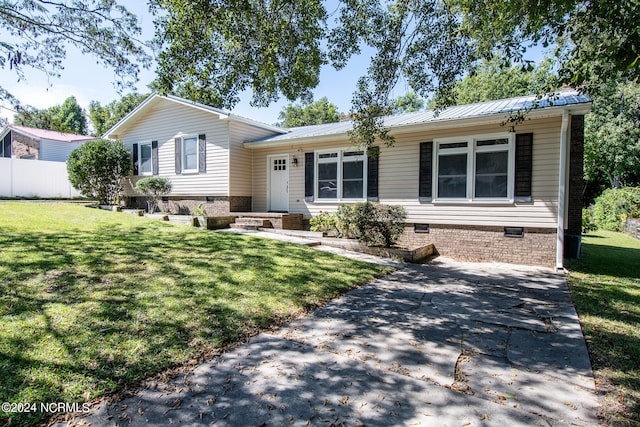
[556,110,570,270]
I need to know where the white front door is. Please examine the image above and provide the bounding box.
[269,155,289,212]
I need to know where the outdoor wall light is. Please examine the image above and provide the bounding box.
[292,156,298,167]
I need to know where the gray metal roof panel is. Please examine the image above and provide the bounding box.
[249,91,591,144]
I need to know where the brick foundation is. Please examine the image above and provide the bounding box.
[126,196,251,216]
[396,224,557,268]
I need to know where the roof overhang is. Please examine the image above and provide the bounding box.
[243,102,592,149]
[103,93,286,140]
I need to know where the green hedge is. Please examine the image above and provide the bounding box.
[592,187,640,231]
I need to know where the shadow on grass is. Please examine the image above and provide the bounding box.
[566,233,640,425]
[0,217,386,427]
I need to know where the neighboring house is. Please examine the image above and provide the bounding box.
[105,91,591,268]
[0,125,98,161]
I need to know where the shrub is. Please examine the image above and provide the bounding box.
[135,177,172,213]
[309,211,338,234]
[592,187,640,231]
[353,202,407,247]
[191,204,207,216]
[315,203,407,246]
[335,204,358,238]
[67,139,131,204]
[582,208,597,234]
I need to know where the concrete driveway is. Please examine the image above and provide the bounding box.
[58,258,599,426]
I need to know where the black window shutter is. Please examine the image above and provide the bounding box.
[367,146,379,201]
[151,141,159,175]
[304,152,314,201]
[198,134,206,173]
[515,133,533,202]
[132,143,139,175]
[175,138,182,174]
[419,142,433,200]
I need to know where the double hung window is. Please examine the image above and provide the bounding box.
[434,133,513,201]
[316,149,366,201]
[138,142,153,175]
[182,136,199,173]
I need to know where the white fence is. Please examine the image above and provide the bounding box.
[0,157,81,198]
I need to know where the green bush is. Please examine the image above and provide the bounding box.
[191,203,207,216]
[67,139,131,204]
[135,177,172,213]
[355,202,407,247]
[309,211,338,234]
[313,203,407,246]
[582,208,597,233]
[335,204,358,238]
[592,187,640,231]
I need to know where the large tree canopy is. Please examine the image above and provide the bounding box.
[452,58,557,105]
[14,96,87,134]
[584,80,640,190]
[150,0,640,148]
[276,97,341,128]
[89,92,149,136]
[0,0,150,108]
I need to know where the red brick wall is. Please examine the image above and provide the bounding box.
[397,224,557,268]
[11,131,40,159]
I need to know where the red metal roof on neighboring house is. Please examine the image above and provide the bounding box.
[8,125,97,143]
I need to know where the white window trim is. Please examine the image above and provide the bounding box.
[433,132,515,203]
[181,134,199,174]
[315,148,368,202]
[138,142,153,176]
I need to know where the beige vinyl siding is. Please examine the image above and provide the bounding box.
[251,116,563,228]
[118,98,230,196]
[228,122,280,197]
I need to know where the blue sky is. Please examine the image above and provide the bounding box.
[0,2,549,129]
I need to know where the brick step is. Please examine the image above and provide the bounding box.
[234,217,272,227]
[229,223,258,231]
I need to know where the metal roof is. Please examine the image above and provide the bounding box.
[1,125,98,143]
[247,91,591,145]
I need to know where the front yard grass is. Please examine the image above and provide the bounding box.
[566,230,640,425]
[0,203,391,426]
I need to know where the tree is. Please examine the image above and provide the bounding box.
[13,107,52,130]
[89,93,149,136]
[14,96,87,134]
[452,58,557,105]
[54,96,87,134]
[455,1,640,95]
[276,97,341,127]
[584,81,640,190]
[390,92,425,114]
[0,1,150,107]
[67,140,131,205]
[135,177,172,213]
[150,1,640,148]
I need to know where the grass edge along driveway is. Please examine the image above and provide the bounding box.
[0,203,391,427]
[567,230,640,426]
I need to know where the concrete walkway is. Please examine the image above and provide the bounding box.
[56,255,599,426]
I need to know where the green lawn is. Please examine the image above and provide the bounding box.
[566,230,640,426]
[0,203,390,426]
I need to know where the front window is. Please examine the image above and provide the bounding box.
[139,143,152,175]
[182,136,198,173]
[316,149,366,201]
[435,134,513,201]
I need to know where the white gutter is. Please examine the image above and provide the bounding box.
[556,109,570,270]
